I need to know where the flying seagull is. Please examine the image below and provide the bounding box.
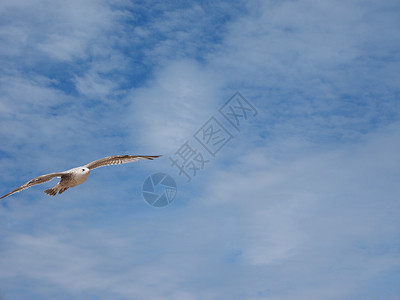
[0,155,161,199]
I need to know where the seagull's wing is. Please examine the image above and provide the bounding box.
[84,155,161,170]
[0,172,67,199]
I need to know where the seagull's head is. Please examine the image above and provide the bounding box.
[80,167,90,174]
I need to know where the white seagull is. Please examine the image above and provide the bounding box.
[0,155,161,199]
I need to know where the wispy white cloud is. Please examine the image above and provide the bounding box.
[1,122,399,299]
[126,59,224,154]
[200,121,400,298]
[0,0,125,62]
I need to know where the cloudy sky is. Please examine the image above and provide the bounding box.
[1,0,400,299]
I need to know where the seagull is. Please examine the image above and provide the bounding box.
[0,155,161,199]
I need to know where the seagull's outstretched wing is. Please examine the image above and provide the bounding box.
[84,155,161,170]
[0,172,67,199]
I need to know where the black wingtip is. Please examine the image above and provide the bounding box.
[147,155,162,160]
[0,192,11,200]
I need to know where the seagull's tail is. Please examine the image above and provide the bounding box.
[44,184,68,196]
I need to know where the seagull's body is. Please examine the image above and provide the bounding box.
[0,155,161,199]
[43,166,91,196]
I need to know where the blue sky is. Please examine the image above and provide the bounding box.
[0,0,400,299]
